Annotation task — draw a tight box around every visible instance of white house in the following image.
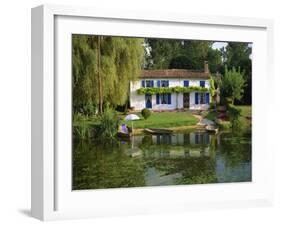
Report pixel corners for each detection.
[130,62,211,111]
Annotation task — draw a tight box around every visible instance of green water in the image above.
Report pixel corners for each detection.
[72,130,252,190]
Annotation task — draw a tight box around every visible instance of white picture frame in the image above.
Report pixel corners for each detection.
[31,4,274,221]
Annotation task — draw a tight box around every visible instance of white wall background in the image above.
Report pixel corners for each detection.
[0,0,280,225]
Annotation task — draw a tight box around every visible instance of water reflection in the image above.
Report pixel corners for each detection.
[73,130,251,190]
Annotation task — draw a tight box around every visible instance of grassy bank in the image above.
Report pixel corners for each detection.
[124,112,198,129]
[203,105,251,129]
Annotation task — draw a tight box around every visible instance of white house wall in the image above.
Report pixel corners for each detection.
[130,78,210,111]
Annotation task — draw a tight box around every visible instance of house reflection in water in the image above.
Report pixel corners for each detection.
[131,131,214,159]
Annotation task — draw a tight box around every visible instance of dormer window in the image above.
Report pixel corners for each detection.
[200,80,205,87]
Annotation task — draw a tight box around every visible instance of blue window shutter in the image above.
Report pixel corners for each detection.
[141,80,145,87]
[195,92,199,104]
[168,94,171,104]
[206,93,210,104]
[156,94,160,104]
[200,81,205,87]
[157,80,161,87]
[151,80,154,87]
[184,80,189,87]
[167,80,169,87]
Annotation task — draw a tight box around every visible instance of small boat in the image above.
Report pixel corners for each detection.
[117,131,132,139]
[144,128,173,135]
[205,125,218,134]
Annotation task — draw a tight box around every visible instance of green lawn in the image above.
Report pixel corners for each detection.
[123,111,198,129]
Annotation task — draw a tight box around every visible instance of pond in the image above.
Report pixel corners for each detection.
[72,130,252,190]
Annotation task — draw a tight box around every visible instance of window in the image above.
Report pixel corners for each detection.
[200,80,205,87]
[141,80,154,87]
[184,80,189,87]
[156,93,171,104]
[161,80,169,87]
[146,80,154,87]
[161,94,168,104]
[195,92,210,105]
[200,93,205,104]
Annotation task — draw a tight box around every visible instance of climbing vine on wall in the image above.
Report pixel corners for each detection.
[137,86,209,95]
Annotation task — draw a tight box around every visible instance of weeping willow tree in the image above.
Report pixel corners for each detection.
[72,34,144,115]
[72,35,98,115]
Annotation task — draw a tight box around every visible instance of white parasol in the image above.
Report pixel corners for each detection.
[124,114,140,135]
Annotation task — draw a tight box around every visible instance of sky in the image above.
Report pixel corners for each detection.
[212,41,228,50]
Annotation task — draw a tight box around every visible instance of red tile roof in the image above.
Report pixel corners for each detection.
[141,69,210,79]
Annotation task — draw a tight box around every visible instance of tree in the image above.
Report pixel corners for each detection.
[181,40,212,70]
[169,41,222,73]
[207,48,223,74]
[146,39,223,73]
[220,66,245,104]
[169,55,193,69]
[221,43,252,104]
[224,43,251,67]
[72,35,145,114]
[145,38,182,69]
[72,35,98,115]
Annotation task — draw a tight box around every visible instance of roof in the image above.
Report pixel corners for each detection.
[141,69,211,79]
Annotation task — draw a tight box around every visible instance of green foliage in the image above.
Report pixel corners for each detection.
[221,43,252,104]
[72,34,145,114]
[220,66,245,104]
[137,86,209,95]
[209,102,216,110]
[227,104,242,130]
[169,55,192,69]
[145,39,182,69]
[141,108,151,120]
[180,40,212,70]
[217,120,232,130]
[98,108,119,138]
[223,43,251,68]
[145,39,223,73]
[207,48,223,73]
[209,78,216,98]
[203,110,217,120]
[73,115,91,140]
[72,35,98,115]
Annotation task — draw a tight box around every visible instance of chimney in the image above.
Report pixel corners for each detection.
[204,61,209,73]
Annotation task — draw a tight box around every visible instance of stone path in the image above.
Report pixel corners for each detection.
[194,114,215,126]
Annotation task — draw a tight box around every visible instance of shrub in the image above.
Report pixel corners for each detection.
[73,122,91,140]
[216,119,232,130]
[209,102,216,110]
[227,104,242,130]
[99,108,119,138]
[141,108,151,120]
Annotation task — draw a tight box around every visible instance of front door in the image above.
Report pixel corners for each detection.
[145,94,152,109]
[183,93,190,108]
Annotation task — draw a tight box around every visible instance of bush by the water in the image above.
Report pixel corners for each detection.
[227,104,242,130]
[99,108,119,138]
[141,108,151,120]
[73,113,91,139]
[216,119,232,129]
